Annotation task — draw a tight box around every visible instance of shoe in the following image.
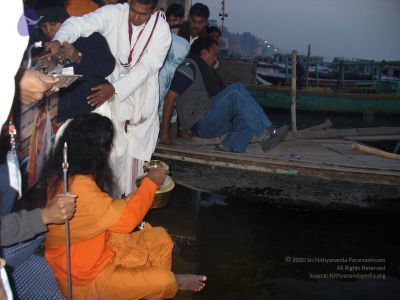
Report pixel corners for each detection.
[215,144,240,153]
[215,144,231,152]
[262,125,290,152]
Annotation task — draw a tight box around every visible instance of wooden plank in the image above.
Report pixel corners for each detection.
[155,144,400,185]
[303,119,333,131]
[286,127,400,140]
[352,143,400,161]
[345,135,400,141]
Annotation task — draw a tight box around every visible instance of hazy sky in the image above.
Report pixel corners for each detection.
[194,0,400,61]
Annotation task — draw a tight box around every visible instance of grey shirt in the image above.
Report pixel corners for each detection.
[170,58,214,131]
[0,209,46,247]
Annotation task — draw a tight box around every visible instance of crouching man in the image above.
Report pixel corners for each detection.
[161,36,283,153]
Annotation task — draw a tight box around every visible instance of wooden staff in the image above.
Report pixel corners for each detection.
[291,50,297,132]
[62,142,72,300]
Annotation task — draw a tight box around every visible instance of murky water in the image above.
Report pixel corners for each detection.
[149,185,400,300]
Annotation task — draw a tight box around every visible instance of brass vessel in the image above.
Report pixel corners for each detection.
[136,160,175,209]
[143,160,169,172]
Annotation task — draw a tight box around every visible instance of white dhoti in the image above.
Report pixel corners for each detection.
[95,86,160,197]
[53,4,172,197]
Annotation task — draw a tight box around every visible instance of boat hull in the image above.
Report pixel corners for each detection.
[153,147,400,214]
[248,85,400,114]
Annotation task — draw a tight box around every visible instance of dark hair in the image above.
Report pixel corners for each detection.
[31,0,65,9]
[189,3,209,19]
[37,6,69,26]
[47,113,115,197]
[207,26,221,35]
[136,0,158,7]
[190,36,217,56]
[166,3,184,18]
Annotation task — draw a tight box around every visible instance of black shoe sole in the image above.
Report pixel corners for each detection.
[262,125,290,152]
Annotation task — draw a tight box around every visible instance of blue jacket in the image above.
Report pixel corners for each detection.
[158,34,189,122]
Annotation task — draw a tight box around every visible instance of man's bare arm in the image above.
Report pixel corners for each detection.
[160,90,179,145]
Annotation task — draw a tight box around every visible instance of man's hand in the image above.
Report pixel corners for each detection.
[146,168,167,186]
[160,130,175,146]
[44,40,62,57]
[87,83,115,107]
[19,70,60,104]
[181,130,193,139]
[40,193,77,224]
[57,42,81,63]
[161,90,179,146]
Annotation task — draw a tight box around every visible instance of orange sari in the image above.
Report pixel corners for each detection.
[45,175,178,299]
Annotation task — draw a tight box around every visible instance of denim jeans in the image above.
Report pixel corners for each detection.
[193,82,271,153]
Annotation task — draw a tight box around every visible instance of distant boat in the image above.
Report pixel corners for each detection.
[256,60,335,85]
[256,56,400,85]
[247,83,400,114]
[217,58,400,114]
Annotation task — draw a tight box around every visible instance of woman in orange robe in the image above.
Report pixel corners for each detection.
[44,113,206,299]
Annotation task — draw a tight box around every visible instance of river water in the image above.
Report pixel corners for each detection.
[148,185,400,300]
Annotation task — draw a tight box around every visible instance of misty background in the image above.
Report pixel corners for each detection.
[194,0,400,61]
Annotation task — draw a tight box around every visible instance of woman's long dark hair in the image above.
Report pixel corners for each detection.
[47,113,115,197]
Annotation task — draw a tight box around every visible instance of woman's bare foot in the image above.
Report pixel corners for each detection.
[175,274,207,292]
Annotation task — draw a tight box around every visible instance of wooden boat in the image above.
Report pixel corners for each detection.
[247,83,400,114]
[217,58,400,114]
[153,127,400,214]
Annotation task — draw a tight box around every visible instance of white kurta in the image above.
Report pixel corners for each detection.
[1,1,28,127]
[1,3,28,298]
[54,4,171,196]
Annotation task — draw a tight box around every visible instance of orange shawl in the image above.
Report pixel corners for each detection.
[45,175,156,285]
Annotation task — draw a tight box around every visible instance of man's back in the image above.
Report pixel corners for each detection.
[173,58,213,132]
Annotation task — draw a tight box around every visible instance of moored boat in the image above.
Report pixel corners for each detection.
[153,128,400,214]
[247,83,400,114]
[217,58,400,114]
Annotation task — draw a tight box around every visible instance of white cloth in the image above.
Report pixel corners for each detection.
[0,1,28,127]
[1,267,13,300]
[54,4,171,196]
[0,4,26,298]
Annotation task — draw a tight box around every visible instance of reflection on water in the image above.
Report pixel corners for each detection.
[188,191,400,300]
[147,184,400,300]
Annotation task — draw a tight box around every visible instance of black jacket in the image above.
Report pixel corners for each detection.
[58,32,116,122]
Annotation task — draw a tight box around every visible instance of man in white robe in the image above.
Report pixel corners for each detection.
[46,0,172,196]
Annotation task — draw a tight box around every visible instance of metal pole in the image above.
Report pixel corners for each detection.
[305,44,310,88]
[219,0,228,40]
[63,142,72,300]
[291,50,297,132]
[221,19,224,40]
[370,60,375,80]
[341,60,345,84]
[379,60,384,82]
[285,57,289,84]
